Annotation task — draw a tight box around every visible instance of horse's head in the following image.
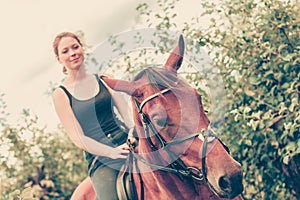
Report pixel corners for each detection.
[105,35,243,199]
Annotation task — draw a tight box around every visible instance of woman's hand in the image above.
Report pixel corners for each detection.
[106,145,129,159]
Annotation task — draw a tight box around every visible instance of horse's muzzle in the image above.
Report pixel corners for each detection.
[218,172,244,199]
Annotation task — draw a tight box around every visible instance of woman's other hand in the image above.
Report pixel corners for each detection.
[106,145,129,159]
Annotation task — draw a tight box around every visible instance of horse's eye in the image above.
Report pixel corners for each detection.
[133,91,144,100]
[154,119,166,127]
[152,114,168,127]
[135,94,143,100]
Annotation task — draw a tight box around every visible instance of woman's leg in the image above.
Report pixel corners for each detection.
[90,165,119,200]
[70,177,96,200]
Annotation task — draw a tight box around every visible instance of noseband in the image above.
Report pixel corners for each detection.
[131,88,230,184]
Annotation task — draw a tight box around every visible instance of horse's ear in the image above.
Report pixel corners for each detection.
[164,34,184,73]
[101,76,135,95]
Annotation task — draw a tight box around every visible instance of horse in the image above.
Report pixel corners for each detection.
[103,35,244,200]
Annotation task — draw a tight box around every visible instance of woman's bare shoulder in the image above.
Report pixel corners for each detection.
[52,87,68,104]
[52,87,63,97]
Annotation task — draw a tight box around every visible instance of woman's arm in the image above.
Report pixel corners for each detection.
[52,88,129,159]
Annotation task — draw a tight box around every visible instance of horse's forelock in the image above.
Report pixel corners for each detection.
[133,67,178,91]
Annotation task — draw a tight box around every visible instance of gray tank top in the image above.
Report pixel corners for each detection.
[59,74,127,174]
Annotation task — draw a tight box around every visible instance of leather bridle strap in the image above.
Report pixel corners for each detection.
[135,88,196,179]
[137,88,170,112]
[200,125,217,182]
[128,126,223,182]
[166,132,200,146]
[133,88,230,183]
[134,88,205,180]
[128,125,222,182]
[128,138,204,181]
[135,88,170,151]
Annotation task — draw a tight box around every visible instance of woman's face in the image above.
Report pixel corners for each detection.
[57,36,84,72]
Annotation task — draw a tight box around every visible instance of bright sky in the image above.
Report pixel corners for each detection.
[0,0,208,131]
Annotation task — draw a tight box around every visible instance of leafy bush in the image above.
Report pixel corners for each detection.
[0,110,86,199]
[1,1,299,199]
[191,0,299,199]
[136,0,299,199]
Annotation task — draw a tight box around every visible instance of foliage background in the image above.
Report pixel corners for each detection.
[194,0,300,199]
[0,0,299,199]
[0,110,86,199]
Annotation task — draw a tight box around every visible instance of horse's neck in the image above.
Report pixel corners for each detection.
[134,141,241,200]
[135,167,224,200]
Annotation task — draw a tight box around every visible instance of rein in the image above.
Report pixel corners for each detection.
[131,88,230,184]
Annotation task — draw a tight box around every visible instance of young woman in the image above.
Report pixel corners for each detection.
[52,32,135,200]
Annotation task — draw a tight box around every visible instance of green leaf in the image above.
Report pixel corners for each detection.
[289,97,298,112]
[199,39,206,46]
[10,189,21,197]
[244,87,256,96]
[20,187,34,198]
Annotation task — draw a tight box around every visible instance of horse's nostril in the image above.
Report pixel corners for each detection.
[219,173,244,198]
[219,176,230,191]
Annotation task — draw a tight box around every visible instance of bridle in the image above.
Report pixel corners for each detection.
[129,87,230,185]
